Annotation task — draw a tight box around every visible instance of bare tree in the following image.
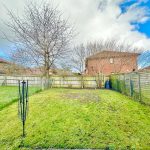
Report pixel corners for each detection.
[71,44,87,74]
[4,1,74,79]
[86,40,104,56]
[71,41,105,74]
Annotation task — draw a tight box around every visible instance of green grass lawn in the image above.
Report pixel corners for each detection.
[141,91,150,105]
[0,86,41,110]
[0,88,150,149]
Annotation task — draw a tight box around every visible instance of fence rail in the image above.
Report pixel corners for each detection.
[110,72,150,105]
[0,74,106,89]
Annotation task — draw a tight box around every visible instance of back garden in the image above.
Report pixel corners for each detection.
[0,87,150,149]
[1,1,150,149]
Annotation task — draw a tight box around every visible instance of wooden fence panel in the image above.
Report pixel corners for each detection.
[0,74,105,89]
[110,72,150,105]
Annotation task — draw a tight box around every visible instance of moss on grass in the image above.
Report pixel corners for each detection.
[0,89,150,149]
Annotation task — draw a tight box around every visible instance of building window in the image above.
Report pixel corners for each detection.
[110,58,114,64]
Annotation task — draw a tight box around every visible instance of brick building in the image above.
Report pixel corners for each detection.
[85,50,140,75]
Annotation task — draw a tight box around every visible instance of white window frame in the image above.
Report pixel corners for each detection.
[110,58,114,64]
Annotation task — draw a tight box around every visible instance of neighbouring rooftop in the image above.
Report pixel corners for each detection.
[87,50,140,60]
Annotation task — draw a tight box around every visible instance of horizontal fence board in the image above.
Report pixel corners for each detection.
[110,72,150,105]
[0,74,105,89]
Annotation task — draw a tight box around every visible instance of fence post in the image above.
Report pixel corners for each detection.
[49,76,53,88]
[41,77,46,90]
[41,77,43,90]
[60,77,61,88]
[123,74,126,94]
[97,74,99,88]
[3,76,7,86]
[62,77,64,88]
[97,73,101,88]
[81,76,84,89]
[138,73,142,102]
[118,75,122,93]
[129,73,133,97]
[116,75,119,91]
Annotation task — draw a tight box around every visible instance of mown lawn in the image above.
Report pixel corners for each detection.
[141,91,150,105]
[0,86,41,110]
[0,88,150,149]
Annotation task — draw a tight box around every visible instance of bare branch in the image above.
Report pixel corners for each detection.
[4,1,74,78]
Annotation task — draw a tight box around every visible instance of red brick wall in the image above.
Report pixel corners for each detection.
[86,56,138,75]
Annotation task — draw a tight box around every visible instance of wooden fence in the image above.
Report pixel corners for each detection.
[0,74,106,89]
[110,72,150,105]
[0,75,41,87]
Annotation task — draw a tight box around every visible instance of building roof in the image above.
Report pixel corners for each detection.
[0,58,9,64]
[140,66,150,71]
[86,50,140,60]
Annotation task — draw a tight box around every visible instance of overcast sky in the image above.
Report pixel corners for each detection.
[0,0,150,58]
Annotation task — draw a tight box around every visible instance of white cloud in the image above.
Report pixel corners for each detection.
[0,0,150,51]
